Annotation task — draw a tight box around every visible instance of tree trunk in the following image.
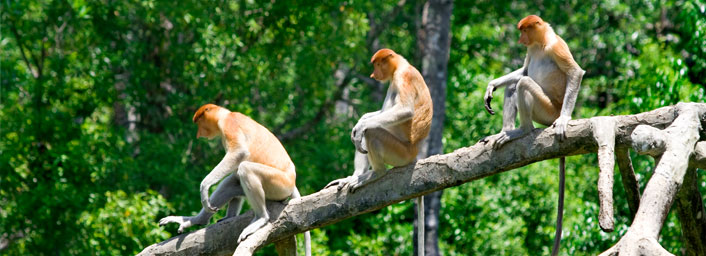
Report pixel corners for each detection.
[414,0,453,255]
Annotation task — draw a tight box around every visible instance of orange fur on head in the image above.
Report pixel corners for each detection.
[517,15,544,30]
[193,103,224,139]
[370,48,396,63]
[193,103,220,123]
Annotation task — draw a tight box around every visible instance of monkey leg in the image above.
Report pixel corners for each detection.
[502,82,518,132]
[325,151,370,191]
[159,174,244,233]
[480,83,518,145]
[490,76,559,149]
[225,197,245,220]
[237,161,295,243]
[348,127,417,193]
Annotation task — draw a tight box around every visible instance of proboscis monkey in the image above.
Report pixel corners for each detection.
[159,104,311,256]
[482,15,585,256]
[325,49,433,256]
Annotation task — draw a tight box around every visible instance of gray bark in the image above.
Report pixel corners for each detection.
[139,103,706,256]
[616,147,640,219]
[599,103,704,256]
[591,117,616,232]
[414,0,453,255]
[675,167,706,256]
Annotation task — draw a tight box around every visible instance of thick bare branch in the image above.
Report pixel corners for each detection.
[615,147,640,219]
[675,167,706,256]
[591,117,616,232]
[600,103,704,256]
[692,141,706,169]
[139,103,706,256]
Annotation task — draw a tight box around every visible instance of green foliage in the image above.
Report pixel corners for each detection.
[74,190,171,255]
[1,0,704,255]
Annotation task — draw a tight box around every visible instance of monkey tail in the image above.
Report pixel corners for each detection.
[417,196,425,256]
[551,157,566,256]
[291,187,312,256]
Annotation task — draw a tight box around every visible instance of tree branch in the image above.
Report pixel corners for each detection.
[9,24,40,79]
[600,103,704,256]
[591,117,616,232]
[139,103,706,256]
[616,146,640,219]
[275,68,355,142]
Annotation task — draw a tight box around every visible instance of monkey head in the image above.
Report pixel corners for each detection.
[517,15,548,46]
[370,48,399,82]
[193,103,225,139]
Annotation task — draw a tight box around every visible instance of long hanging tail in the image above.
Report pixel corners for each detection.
[417,196,425,256]
[551,157,566,256]
[291,187,312,256]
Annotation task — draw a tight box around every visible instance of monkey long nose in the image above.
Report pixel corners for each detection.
[370,73,375,78]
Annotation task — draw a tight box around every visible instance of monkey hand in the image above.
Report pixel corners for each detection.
[201,199,219,213]
[351,122,369,153]
[159,216,193,233]
[484,84,496,115]
[552,115,571,141]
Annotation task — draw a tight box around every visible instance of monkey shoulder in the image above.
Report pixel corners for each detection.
[402,66,424,83]
[398,68,428,97]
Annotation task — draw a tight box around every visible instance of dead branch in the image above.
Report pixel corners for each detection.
[139,103,706,256]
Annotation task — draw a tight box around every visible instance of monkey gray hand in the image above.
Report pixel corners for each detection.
[552,115,570,141]
[159,216,193,233]
[351,122,368,153]
[201,199,218,213]
[484,84,496,115]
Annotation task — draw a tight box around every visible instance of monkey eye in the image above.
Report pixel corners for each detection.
[205,108,209,111]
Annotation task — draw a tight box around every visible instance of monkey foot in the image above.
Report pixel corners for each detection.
[483,129,529,150]
[324,177,351,191]
[347,170,386,193]
[238,217,269,243]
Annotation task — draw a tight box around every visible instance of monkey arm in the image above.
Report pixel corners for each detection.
[489,67,526,89]
[550,38,584,119]
[485,56,529,115]
[551,43,585,139]
[360,110,382,121]
[200,150,249,212]
[360,103,414,129]
[351,104,414,153]
[559,67,584,118]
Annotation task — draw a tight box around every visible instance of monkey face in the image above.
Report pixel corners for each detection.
[193,103,222,139]
[518,29,531,46]
[517,15,545,46]
[196,121,218,139]
[370,59,394,81]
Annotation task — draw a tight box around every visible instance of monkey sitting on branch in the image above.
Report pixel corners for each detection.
[158,104,311,256]
[326,48,433,256]
[482,15,585,256]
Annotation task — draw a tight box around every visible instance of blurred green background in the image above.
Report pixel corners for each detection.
[1,0,705,255]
